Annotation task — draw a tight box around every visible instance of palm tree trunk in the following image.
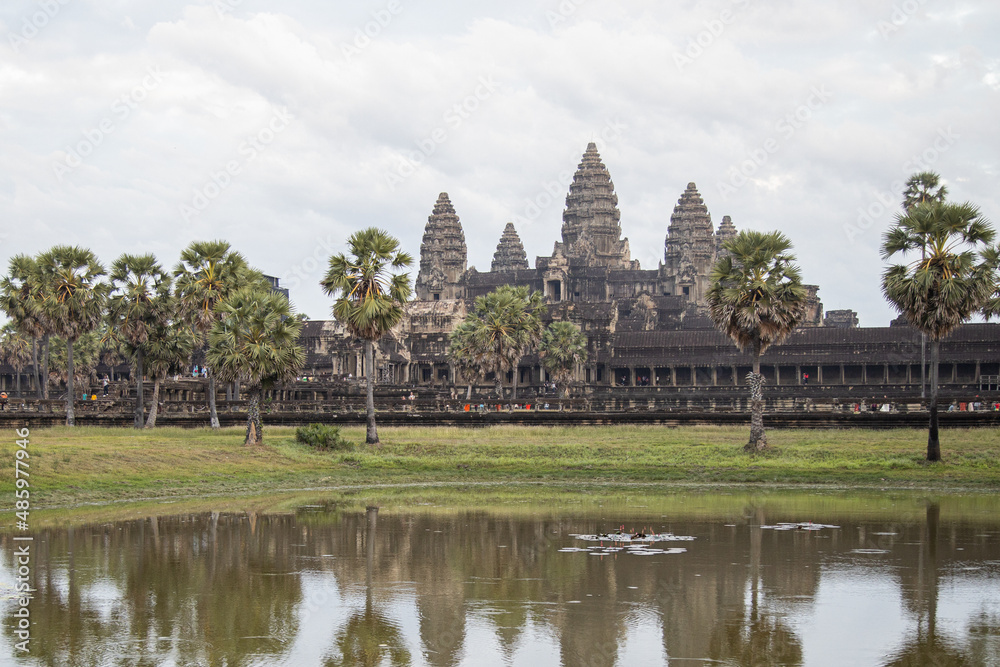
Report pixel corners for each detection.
[208,373,220,429]
[134,347,145,429]
[15,366,21,397]
[66,337,75,427]
[365,340,378,445]
[42,334,50,400]
[511,359,519,402]
[920,332,927,399]
[746,351,767,452]
[144,378,161,429]
[31,338,40,398]
[927,339,940,461]
[244,386,263,446]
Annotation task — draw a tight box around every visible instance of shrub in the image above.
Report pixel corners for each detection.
[296,424,354,451]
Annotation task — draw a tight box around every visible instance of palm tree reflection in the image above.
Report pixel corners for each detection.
[325,506,411,666]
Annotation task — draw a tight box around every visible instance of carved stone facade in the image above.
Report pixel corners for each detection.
[825,309,860,328]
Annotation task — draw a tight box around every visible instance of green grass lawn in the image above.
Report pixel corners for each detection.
[1,424,998,507]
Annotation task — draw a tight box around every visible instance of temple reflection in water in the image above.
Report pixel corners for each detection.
[2,494,999,665]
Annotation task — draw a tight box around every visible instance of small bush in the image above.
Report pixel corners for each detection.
[296,424,353,451]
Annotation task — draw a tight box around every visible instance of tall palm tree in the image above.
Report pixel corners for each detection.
[539,320,588,398]
[35,246,108,426]
[465,285,546,401]
[881,201,995,461]
[707,231,807,452]
[0,324,32,397]
[107,253,173,428]
[447,319,483,400]
[174,240,261,429]
[206,286,304,445]
[902,171,949,399]
[0,254,49,398]
[320,228,412,445]
[143,315,196,429]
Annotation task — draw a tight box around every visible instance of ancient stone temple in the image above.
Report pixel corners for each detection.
[491,222,529,272]
[284,142,999,399]
[415,192,468,301]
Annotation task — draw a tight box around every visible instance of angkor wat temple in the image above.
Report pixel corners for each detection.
[297,143,999,401]
[2,144,996,410]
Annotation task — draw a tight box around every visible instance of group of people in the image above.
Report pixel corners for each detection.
[853,401,893,413]
[948,400,998,412]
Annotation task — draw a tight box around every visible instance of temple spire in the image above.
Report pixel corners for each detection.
[415,192,467,301]
[554,143,635,269]
[491,222,530,272]
[662,182,718,304]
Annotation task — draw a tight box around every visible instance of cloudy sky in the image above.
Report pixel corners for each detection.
[2,0,997,326]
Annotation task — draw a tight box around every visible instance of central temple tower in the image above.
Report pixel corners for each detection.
[550,143,638,270]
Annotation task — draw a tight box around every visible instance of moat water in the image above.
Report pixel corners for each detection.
[2,488,999,666]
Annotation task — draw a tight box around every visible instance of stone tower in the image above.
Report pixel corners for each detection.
[491,222,530,272]
[552,143,637,269]
[415,192,467,301]
[715,215,737,256]
[662,182,719,304]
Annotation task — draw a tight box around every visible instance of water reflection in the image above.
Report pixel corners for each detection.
[2,493,999,666]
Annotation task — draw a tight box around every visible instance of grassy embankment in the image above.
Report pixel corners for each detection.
[0,424,998,507]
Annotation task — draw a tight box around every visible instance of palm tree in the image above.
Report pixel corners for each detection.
[903,171,948,211]
[320,228,412,445]
[35,246,108,426]
[206,286,304,445]
[881,201,996,461]
[174,240,261,429]
[0,254,49,398]
[107,253,173,428]
[465,285,546,401]
[539,320,588,399]
[447,319,483,400]
[0,324,32,397]
[902,171,949,399]
[707,231,807,452]
[143,316,196,428]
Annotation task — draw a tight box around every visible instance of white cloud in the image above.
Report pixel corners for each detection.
[1,0,998,328]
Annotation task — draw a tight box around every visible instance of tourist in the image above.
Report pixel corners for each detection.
[0,392,7,411]
[102,375,110,396]
[803,372,809,385]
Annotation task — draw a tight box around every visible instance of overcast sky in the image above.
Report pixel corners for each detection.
[2,0,997,326]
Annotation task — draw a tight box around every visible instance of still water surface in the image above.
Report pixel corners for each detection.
[2,489,999,666]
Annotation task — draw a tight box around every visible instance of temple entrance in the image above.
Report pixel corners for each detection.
[546,280,562,302]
